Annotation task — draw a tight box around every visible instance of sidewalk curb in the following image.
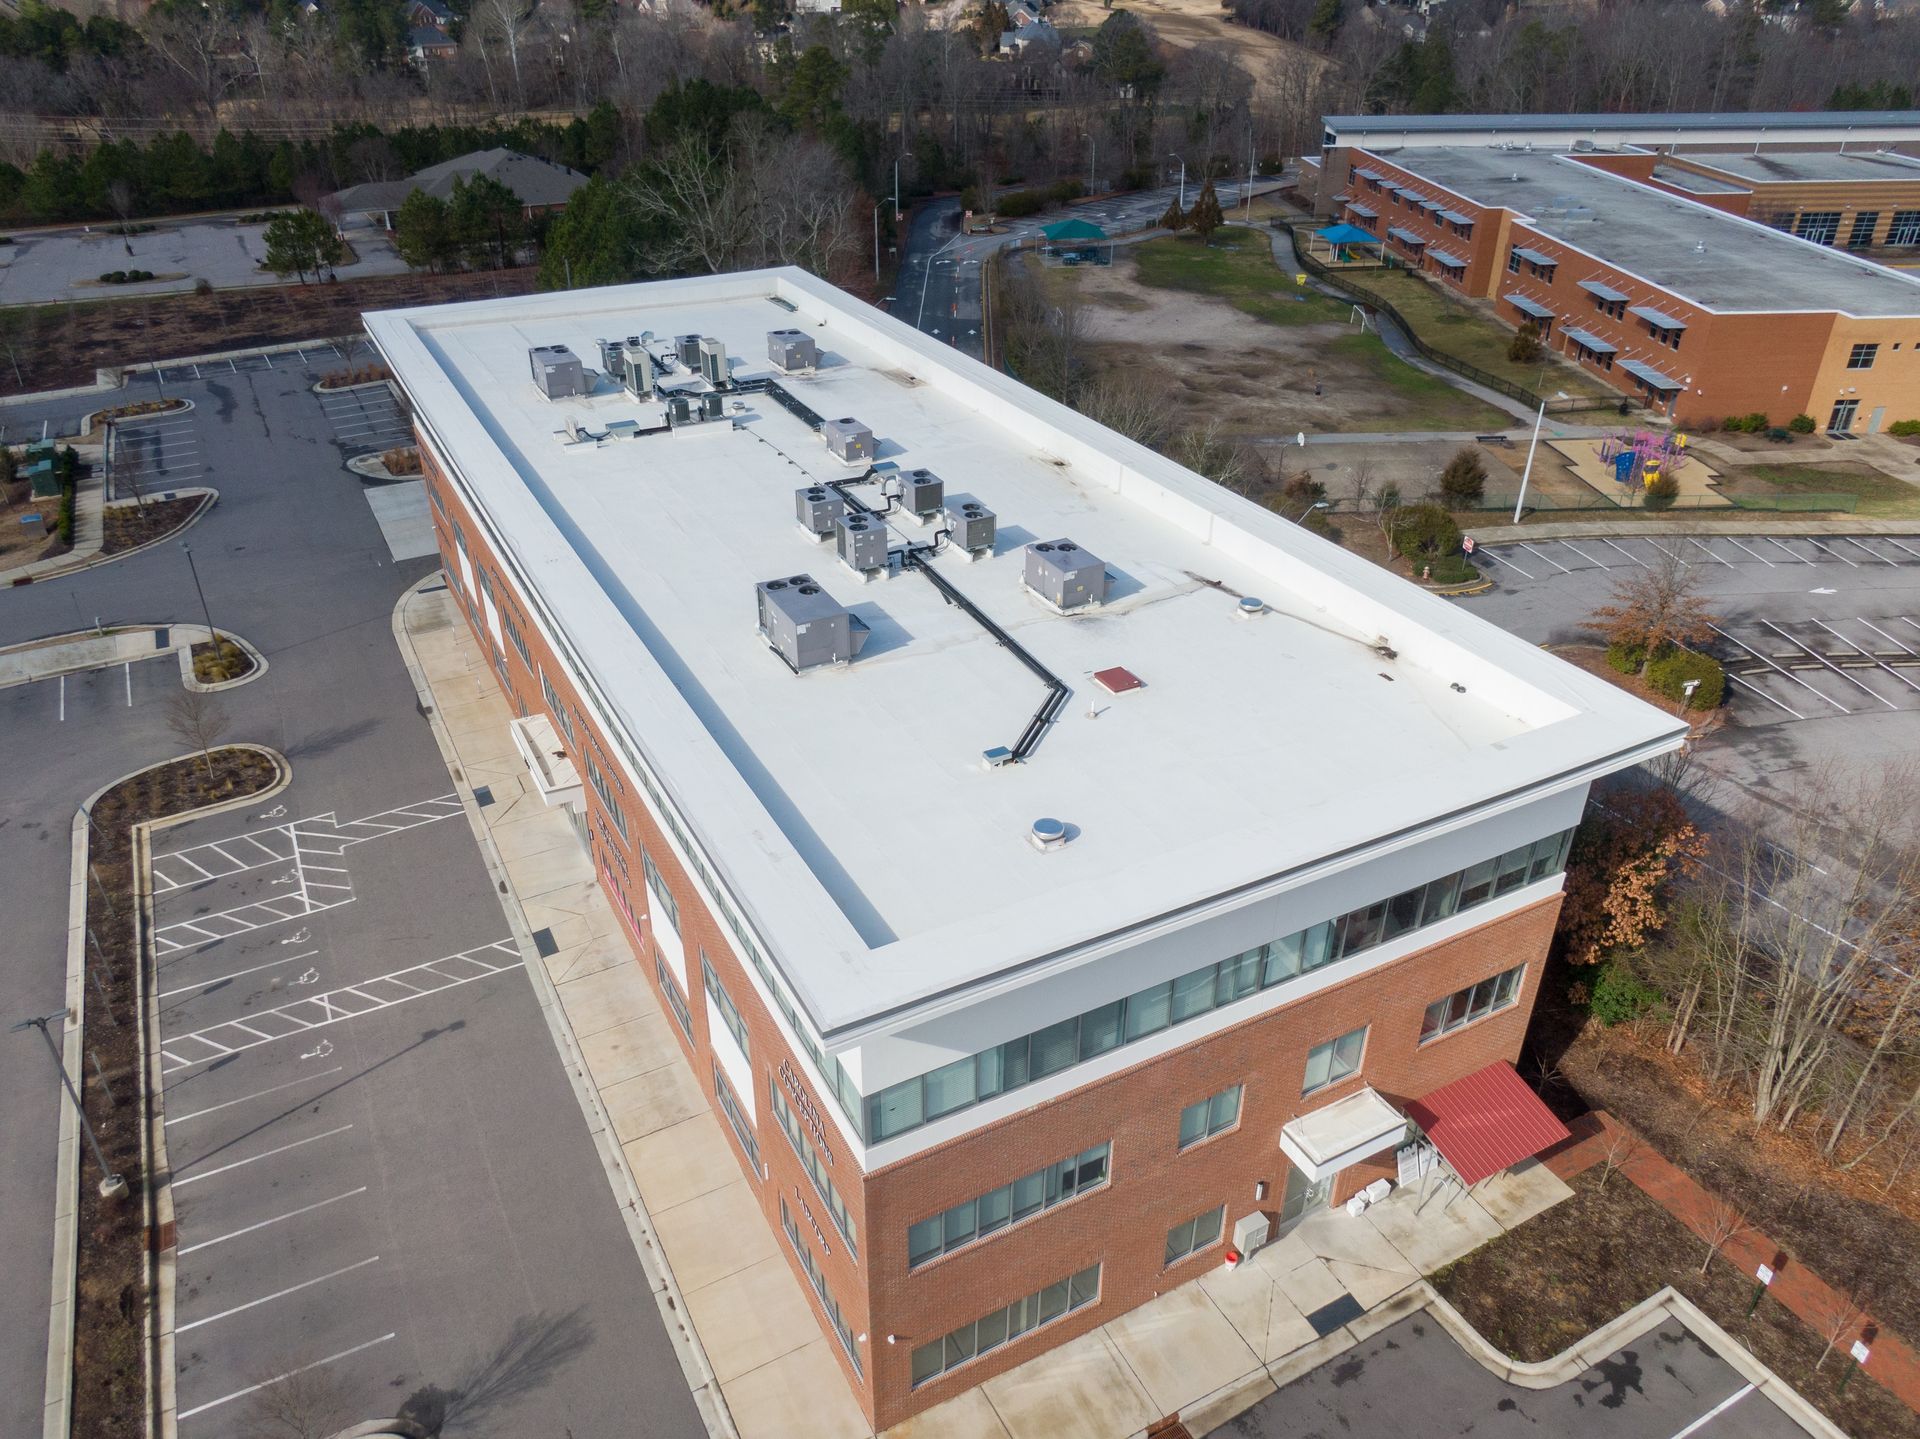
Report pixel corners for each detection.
[388,576,740,1439]
[77,397,196,438]
[1,487,217,588]
[1469,518,1920,544]
[0,620,260,693]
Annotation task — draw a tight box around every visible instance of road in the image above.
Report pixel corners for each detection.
[0,359,701,1435]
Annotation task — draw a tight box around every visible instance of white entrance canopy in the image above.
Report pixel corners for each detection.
[1279,1087,1409,1183]
[510,712,584,809]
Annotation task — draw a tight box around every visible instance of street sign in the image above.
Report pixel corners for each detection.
[1851,1341,1871,1364]
[1755,1264,1774,1285]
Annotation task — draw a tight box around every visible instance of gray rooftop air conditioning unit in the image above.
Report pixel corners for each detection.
[823,416,874,464]
[894,468,944,524]
[1023,539,1109,612]
[756,575,870,672]
[767,329,818,372]
[676,334,703,367]
[529,344,586,399]
[945,495,996,556]
[835,513,890,577]
[796,485,846,539]
[624,340,655,397]
[667,394,693,425]
[700,391,725,421]
[699,337,729,388]
[597,337,624,379]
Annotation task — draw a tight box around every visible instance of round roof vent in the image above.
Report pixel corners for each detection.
[1238,596,1266,618]
[1030,818,1068,850]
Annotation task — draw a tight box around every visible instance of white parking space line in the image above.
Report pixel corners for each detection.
[1478,547,1535,579]
[1718,666,1805,719]
[1688,537,1734,567]
[150,889,353,955]
[1805,537,1859,568]
[1879,536,1920,562]
[157,950,316,999]
[1722,536,1776,567]
[1599,536,1647,568]
[1557,540,1611,569]
[1518,542,1572,574]
[171,1124,355,1189]
[1758,620,1895,709]
[1843,536,1898,566]
[165,1066,344,1125]
[1813,619,1920,695]
[178,1188,368,1256]
[176,1332,397,1422]
[1644,537,1691,566]
[1766,537,1815,564]
[1710,623,1848,713]
[1858,617,1920,666]
[1668,1382,1754,1439]
[176,1256,380,1334]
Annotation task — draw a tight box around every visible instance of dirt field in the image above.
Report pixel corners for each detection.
[1050,0,1330,100]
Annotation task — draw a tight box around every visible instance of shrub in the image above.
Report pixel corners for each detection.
[194,277,214,296]
[1279,472,1326,505]
[1645,647,1725,709]
[1302,507,1339,540]
[1388,501,1461,563]
[1765,427,1792,443]
[1506,327,1542,365]
[1426,553,1479,585]
[995,189,1047,218]
[1438,447,1488,505]
[1722,412,1769,433]
[1589,959,1662,1026]
[1888,418,1920,437]
[380,445,423,475]
[1606,641,1647,674]
[1787,413,1816,434]
[1642,471,1680,510]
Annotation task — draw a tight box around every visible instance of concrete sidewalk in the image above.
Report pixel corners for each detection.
[399,574,1585,1439]
[1466,516,1920,543]
[1,468,104,585]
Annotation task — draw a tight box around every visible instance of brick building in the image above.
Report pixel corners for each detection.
[367,271,1683,1428]
[1329,145,1920,432]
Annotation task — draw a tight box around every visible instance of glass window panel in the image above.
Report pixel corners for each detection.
[1170,966,1216,1023]
[1468,978,1497,1019]
[912,1341,943,1387]
[945,1199,977,1248]
[1164,1219,1193,1266]
[1124,981,1172,1040]
[924,1056,978,1119]
[947,1326,977,1367]
[1303,1044,1332,1093]
[1529,834,1560,882]
[975,1043,1004,1100]
[997,1035,1030,1092]
[1445,989,1472,1029]
[1494,965,1524,1007]
[1339,900,1387,957]
[1333,1027,1366,1077]
[1038,1280,1070,1324]
[1209,1085,1242,1132]
[1458,858,1497,908]
[1078,1143,1110,1189]
[868,1079,922,1140]
[1078,1001,1124,1060]
[1043,1161,1063,1206]
[975,1307,1009,1354]
[909,1216,943,1267]
[1012,1170,1046,1220]
[978,1185,1012,1235]
[1300,920,1335,971]
[1422,873,1461,925]
[1178,1099,1207,1149]
[1384,887,1424,941]
[1495,844,1533,895]
[1264,931,1304,986]
[1557,829,1575,870]
[1008,1295,1035,1338]
[1070,1264,1101,1308]
[1193,1205,1224,1249]
[1420,998,1448,1041]
[1029,1017,1079,1079]
[1216,948,1263,1004]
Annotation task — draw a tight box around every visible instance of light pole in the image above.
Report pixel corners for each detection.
[180,539,223,660]
[873,204,880,281]
[1168,153,1186,209]
[1082,132,1096,192]
[894,151,914,221]
[1677,678,1700,716]
[1511,400,1547,525]
[1289,499,1331,524]
[14,1012,127,1200]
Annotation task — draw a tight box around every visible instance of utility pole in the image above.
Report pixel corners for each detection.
[894,152,914,221]
[180,539,222,652]
[1512,401,1547,525]
[1168,154,1186,210]
[13,1012,127,1200]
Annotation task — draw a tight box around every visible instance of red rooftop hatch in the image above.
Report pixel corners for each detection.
[1404,1060,1570,1188]
[1093,667,1144,695]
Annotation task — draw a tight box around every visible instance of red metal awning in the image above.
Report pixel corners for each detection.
[1405,1060,1570,1187]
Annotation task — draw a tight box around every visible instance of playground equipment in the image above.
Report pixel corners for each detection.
[1599,429,1690,490]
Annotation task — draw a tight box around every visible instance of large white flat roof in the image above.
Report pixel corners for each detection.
[367,270,1682,1037]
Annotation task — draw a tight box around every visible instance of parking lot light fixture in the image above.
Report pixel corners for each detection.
[13,1012,127,1201]
[1289,499,1331,524]
[180,539,224,664]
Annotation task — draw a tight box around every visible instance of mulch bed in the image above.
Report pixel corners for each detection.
[73,748,281,1439]
[1433,1169,1920,1439]
[1550,643,1724,737]
[101,495,207,556]
[188,637,254,684]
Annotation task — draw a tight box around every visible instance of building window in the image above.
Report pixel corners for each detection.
[859,828,1577,1143]
[1889,211,1920,246]
[1570,339,1613,371]
[1590,295,1624,320]
[702,954,750,1060]
[1178,1085,1243,1150]
[1506,247,1521,274]
[538,670,576,743]
[1646,323,1683,351]
[641,848,679,930]
[1164,1205,1226,1267]
[499,606,532,668]
[908,1142,1110,1269]
[1303,1026,1367,1095]
[909,1265,1101,1388]
[1796,211,1841,246]
[582,752,627,840]
[779,1200,862,1374]
[657,954,694,1039]
[1847,343,1879,370]
[1848,212,1880,248]
[770,1079,858,1255]
[1420,964,1526,1043]
[715,1062,760,1173]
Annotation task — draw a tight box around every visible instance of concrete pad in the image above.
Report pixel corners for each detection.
[653,1179,779,1292]
[981,1325,1157,1439]
[882,1385,1011,1439]
[1293,1207,1418,1275]
[1474,1158,1573,1232]
[601,1056,708,1143]
[365,480,435,560]
[626,1114,753,1214]
[1246,1223,1317,1280]
[1326,1258,1417,1312]
[545,930,635,985]
[502,840,593,898]
[1259,1283,1319,1362]
[720,1336,871,1439]
[1272,1256,1347,1318]
[555,959,651,1038]
[578,1011,679,1089]
[1103,1283,1260,1416]
[488,808,582,864]
[1196,1262,1275,1357]
[1363,1185,1503,1274]
[1177,1367,1276,1437]
[681,1252,818,1383]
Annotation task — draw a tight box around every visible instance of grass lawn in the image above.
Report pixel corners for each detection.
[1327,333,1509,433]
[1724,462,1920,518]
[1356,269,1618,402]
[1132,227,1354,327]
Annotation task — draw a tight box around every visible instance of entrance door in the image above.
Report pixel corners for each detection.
[1278,1161,1333,1229]
[1828,399,1859,433]
[1867,406,1885,435]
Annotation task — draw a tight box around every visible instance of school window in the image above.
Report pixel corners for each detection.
[1178,1085,1242,1150]
[657,954,694,1038]
[1847,343,1879,370]
[582,753,627,840]
[1647,323,1683,350]
[715,1062,760,1173]
[499,606,532,668]
[779,1200,862,1373]
[1163,1204,1225,1267]
[539,669,575,743]
[1889,211,1920,245]
[1591,295,1624,320]
[1506,247,1521,274]
[1796,211,1841,246]
[770,1080,858,1254]
[1303,1026,1367,1095]
[1420,964,1527,1043]
[1571,339,1614,371]
[1848,212,1880,248]
[702,954,750,1060]
[907,1142,1110,1269]
[641,848,679,931]
[909,1265,1100,1387]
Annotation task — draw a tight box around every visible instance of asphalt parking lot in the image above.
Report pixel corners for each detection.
[1217,1313,1807,1439]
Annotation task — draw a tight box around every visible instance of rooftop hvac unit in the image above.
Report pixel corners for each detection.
[700,391,725,421]
[835,513,890,576]
[823,416,874,464]
[597,337,624,378]
[767,329,818,372]
[1023,539,1108,611]
[1232,1212,1271,1257]
[795,485,846,539]
[676,334,703,367]
[893,468,944,524]
[528,344,586,399]
[667,394,693,424]
[699,337,729,388]
[945,496,996,556]
[624,341,655,397]
[756,575,870,672]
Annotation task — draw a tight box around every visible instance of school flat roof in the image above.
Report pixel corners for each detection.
[365,270,1682,1036]
[1376,148,1920,317]
[1679,149,1920,186]
[1325,110,1920,136]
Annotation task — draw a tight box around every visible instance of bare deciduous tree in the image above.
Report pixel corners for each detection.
[1696,1194,1751,1276]
[166,688,230,780]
